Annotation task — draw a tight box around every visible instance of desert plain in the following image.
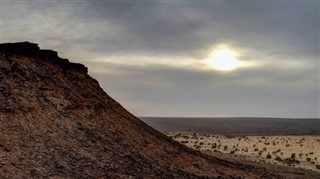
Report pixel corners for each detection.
[167,132,320,172]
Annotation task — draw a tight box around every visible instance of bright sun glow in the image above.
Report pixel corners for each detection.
[207,48,242,71]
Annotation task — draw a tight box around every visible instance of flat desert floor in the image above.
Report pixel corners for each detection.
[167,132,320,172]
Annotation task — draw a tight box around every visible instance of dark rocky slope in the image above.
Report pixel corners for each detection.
[0,42,318,178]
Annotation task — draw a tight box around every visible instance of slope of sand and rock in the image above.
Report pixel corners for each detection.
[0,42,319,178]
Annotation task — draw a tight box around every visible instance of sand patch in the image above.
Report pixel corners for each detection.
[167,132,320,172]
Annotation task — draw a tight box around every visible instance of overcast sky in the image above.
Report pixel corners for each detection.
[1,0,319,118]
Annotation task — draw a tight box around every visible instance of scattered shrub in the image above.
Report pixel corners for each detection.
[283,158,300,166]
[224,146,228,151]
[212,143,217,149]
[266,154,272,159]
[291,153,296,159]
[182,135,190,139]
[306,158,311,162]
[275,156,282,162]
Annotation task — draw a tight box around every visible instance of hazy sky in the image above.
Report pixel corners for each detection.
[1,0,319,118]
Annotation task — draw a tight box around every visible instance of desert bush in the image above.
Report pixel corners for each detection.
[275,156,282,161]
[309,152,314,155]
[291,153,296,159]
[182,135,190,139]
[266,154,272,159]
[212,143,217,149]
[286,144,290,147]
[199,142,204,145]
[306,158,311,162]
[316,165,320,170]
[263,147,267,151]
[283,158,300,166]
[181,141,189,144]
[224,146,228,151]
[272,149,281,154]
[230,151,235,154]
[254,148,259,152]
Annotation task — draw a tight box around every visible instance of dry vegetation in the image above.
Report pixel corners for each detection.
[167,132,320,172]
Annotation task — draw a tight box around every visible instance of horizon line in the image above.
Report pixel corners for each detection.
[139,116,320,119]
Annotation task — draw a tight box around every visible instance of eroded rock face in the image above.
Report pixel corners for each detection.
[0,42,318,178]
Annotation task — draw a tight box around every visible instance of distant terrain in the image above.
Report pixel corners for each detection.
[167,132,320,172]
[142,117,320,172]
[141,117,320,135]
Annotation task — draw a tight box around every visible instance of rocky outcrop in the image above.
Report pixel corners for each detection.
[0,42,87,73]
[0,42,318,178]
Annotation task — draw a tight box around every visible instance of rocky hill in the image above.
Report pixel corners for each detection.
[0,42,318,178]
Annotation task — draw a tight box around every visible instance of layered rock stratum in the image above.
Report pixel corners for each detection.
[0,42,319,178]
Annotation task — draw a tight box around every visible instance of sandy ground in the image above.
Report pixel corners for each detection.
[167,132,320,172]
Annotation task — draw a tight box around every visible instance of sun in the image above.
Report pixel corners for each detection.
[206,48,242,71]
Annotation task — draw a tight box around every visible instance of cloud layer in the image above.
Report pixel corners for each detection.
[2,0,319,117]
